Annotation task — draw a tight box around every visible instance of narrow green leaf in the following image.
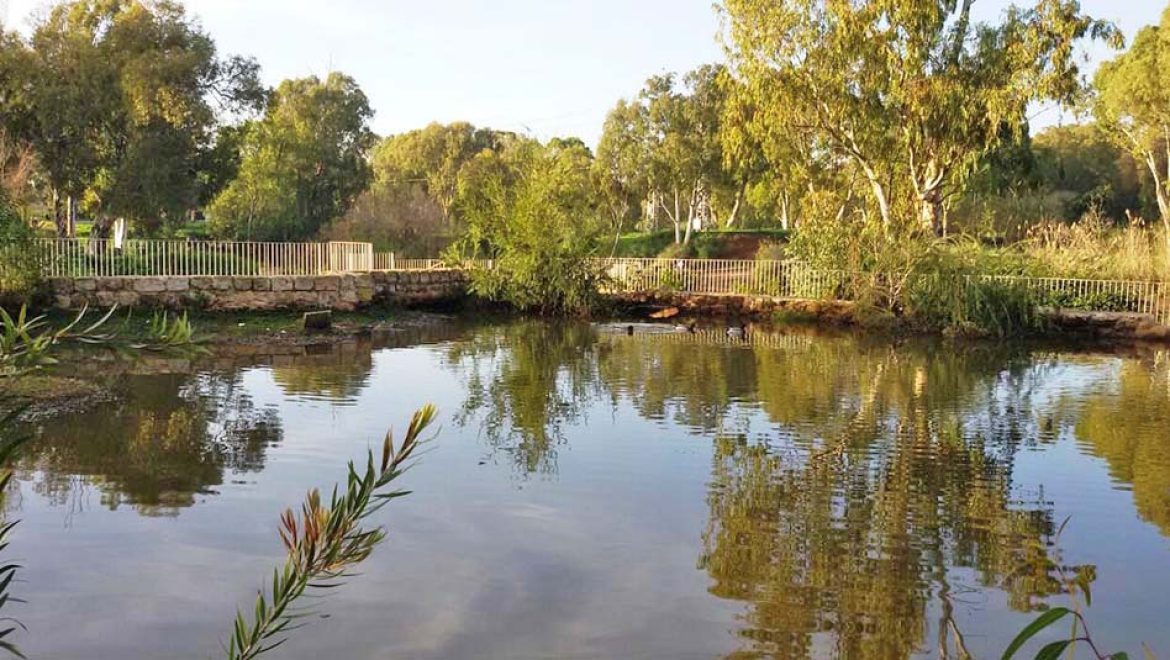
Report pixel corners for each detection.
[1002,608,1072,660]
[1035,639,1074,660]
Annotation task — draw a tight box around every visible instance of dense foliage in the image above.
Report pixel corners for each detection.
[208,73,374,241]
[1,0,264,236]
[447,140,604,315]
[0,192,38,299]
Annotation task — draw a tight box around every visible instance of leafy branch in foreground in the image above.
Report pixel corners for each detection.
[226,404,438,660]
[1002,518,1141,660]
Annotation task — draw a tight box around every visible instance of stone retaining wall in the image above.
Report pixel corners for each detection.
[48,270,468,311]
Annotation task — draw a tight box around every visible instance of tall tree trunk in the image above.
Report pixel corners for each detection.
[52,190,65,238]
[919,187,944,237]
[1142,150,1170,237]
[724,185,744,229]
[673,189,682,244]
[780,193,791,232]
[66,195,77,238]
[855,161,891,228]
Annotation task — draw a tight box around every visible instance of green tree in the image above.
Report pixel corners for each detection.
[16,0,263,236]
[1033,123,1141,219]
[720,0,1118,235]
[595,65,736,245]
[1095,5,1170,232]
[208,73,374,241]
[593,99,649,237]
[371,122,509,231]
[448,138,603,315]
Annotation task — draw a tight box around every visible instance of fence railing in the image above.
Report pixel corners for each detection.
[31,239,374,278]
[371,254,496,271]
[596,258,846,301]
[593,258,1170,325]
[372,253,445,271]
[21,245,1170,324]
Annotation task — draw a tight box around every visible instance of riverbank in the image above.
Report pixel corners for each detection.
[610,291,1170,343]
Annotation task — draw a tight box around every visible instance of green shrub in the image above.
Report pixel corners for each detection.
[905,271,1043,336]
[790,215,1043,335]
[0,194,41,301]
[448,141,604,315]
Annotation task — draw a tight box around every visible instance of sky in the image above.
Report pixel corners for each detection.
[2,0,1164,146]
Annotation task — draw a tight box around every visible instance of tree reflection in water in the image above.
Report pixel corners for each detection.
[447,322,601,474]
[1071,353,1170,536]
[18,372,282,516]
[451,323,1119,658]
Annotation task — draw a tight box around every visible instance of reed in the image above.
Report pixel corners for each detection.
[225,404,438,660]
[0,402,30,658]
[0,306,118,378]
[143,311,196,347]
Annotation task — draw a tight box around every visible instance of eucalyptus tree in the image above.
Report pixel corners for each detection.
[595,65,736,244]
[371,122,507,230]
[449,138,604,315]
[209,73,375,241]
[1094,5,1170,232]
[17,0,263,236]
[593,99,648,235]
[719,0,1119,236]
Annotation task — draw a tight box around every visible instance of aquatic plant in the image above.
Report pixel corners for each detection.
[0,305,117,378]
[144,311,196,347]
[0,402,31,658]
[1002,519,1136,660]
[225,404,437,660]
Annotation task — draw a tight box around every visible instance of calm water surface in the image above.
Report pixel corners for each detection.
[8,321,1170,659]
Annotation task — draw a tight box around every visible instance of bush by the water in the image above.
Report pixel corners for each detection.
[789,213,1044,336]
[0,193,41,301]
[448,140,604,315]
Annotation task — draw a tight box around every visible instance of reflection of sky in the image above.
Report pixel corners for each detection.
[10,333,1170,658]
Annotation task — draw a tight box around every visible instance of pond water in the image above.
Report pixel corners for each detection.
[7,321,1170,659]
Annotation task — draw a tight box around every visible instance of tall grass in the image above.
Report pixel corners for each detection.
[1020,213,1170,281]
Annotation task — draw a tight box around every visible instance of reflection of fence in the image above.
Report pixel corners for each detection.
[33,239,373,278]
[599,325,819,351]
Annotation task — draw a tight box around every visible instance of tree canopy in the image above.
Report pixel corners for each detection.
[4,0,263,235]
[208,73,374,241]
[719,0,1119,235]
[1095,6,1170,229]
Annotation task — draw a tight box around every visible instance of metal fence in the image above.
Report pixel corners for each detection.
[596,258,846,300]
[32,239,373,278]
[372,253,445,271]
[371,254,496,271]
[22,245,1170,324]
[594,258,1170,325]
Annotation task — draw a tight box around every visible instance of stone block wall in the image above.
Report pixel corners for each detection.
[48,270,468,311]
